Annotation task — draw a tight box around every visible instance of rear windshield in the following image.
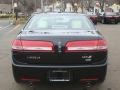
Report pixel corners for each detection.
[25,14,95,30]
[105,12,117,15]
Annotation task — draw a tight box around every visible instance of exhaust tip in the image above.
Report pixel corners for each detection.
[86,82,92,88]
[29,82,33,87]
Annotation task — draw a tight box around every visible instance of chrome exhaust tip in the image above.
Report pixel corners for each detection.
[85,82,92,88]
[29,82,34,87]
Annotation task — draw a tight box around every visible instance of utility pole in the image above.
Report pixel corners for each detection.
[10,0,14,24]
[100,0,105,12]
[41,0,44,12]
[35,0,37,11]
[53,0,55,12]
[61,0,63,12]
[12,0,14,14]
[88,0,91,11]
[81,0,84,13]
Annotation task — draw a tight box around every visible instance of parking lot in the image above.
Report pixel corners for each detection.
[0,21,120,90]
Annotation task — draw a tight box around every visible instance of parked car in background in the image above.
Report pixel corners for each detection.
[116,12,120,22]
[18,12,25,17]
[118,13,120,22]
[12,13,107,86]
[87,12,98,25]
[98,12,119,24]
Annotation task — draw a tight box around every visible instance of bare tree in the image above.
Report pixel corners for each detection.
[98,0,106,11]
[86,0,92,11]
[0,0,11,4]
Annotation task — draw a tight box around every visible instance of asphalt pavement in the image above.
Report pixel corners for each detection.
[0,21,120,90]
[0,19,12,29]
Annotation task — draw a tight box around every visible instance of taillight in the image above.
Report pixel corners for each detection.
[12,40,54,52]
[65,40,107,52]
[91,16,97,19]
[12,40,23,50]
[97,39,107,50]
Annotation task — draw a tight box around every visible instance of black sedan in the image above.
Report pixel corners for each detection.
[98,12,119,24]
[12,13,107,86]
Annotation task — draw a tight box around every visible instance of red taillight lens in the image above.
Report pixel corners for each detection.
[91,16,97,19]
[97,39,107,50]
[65,40,107,52]
[12,40,54,52]
[12,40,23,50]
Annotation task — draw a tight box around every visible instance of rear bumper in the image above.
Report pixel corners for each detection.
[12,61,107,68]
[105,18,118,22]
[12,62,107,83]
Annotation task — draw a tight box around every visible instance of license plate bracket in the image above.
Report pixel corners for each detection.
[48,70,70,82]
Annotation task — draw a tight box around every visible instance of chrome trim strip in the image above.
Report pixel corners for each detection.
[49,79,70,82]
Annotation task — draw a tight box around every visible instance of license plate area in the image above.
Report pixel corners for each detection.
[48,70,70,82]
[111,19,115,21]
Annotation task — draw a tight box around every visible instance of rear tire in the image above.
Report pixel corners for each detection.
[115,21,118,24]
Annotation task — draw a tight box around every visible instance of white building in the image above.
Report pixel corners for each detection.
[109,4,120,12]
